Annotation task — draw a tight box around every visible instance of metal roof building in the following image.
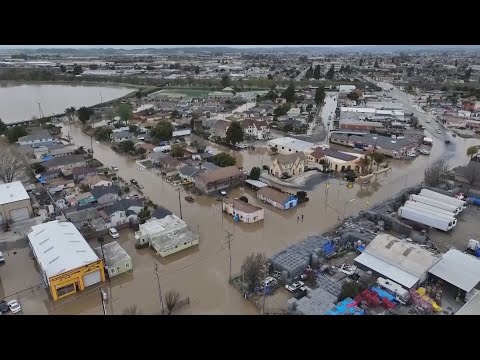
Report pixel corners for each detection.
[0,181,30,205]
[428,249,480,293]
[354,234,441,289]
[28,220,105,301]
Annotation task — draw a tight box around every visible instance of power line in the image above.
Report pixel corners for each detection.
[154,262,165,314]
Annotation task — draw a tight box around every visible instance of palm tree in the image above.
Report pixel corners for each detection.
[370,152,386,171]
[467,146,479,159]
[357,156,371,175]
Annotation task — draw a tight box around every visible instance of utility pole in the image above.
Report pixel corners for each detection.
[225,231,233,282]
[261,266,267,315]
[154,263,164,314]
[177,188,183,219]
[100,288,107,315]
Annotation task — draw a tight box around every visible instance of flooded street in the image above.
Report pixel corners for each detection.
[61,115,480,314]
[0,84,134,123]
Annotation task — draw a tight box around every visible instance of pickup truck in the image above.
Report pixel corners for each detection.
[285,281,304,293]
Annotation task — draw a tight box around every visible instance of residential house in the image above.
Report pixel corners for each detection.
[101,199,143,227]
[210,120,230,138]
[135,142,155,153]
[147,152,167,165]
[94,241,132,278]
[18,130,53,147]
[66,207,104,230]
[256,187,298,210]
[179,166,203,182]
[270,153,307,177]
[111,131,135,143]
[47,145,76,158]
[39,169,62,181]
[44,154,86,171]
[157,155,180,169]
[90,185,120,205]
[194,166,246,194]
[307,147,363,173]
[75,192,96,206]
[241,118,270,140]
[151,207,173,220]
[161,167,179,177]
[80,175,112,189]
[72,167,97,182]
[222,198,264,223]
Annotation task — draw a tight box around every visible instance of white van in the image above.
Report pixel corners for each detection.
[0,251,4,264]
[108,228,120,239]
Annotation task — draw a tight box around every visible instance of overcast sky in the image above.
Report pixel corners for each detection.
[0,45,358,49]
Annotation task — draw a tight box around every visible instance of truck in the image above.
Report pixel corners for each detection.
[409,194,461,215]
[419,189,467,211]
[397,206,456,231]
[376,277,410,305]
[404,200,457,220]
[466,239,480,258]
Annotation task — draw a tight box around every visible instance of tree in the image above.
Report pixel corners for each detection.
[455,59,458,67]
[221,74,231,88]
[73,64,83,75]
[241,252,267,291]
[210,152,236,167]
[374,59,379,68]
[313,65,321,80]
[135,91,143,99]
[119,140,135,153]
[5,126,27,144]
[164,290,180,315]
[347,92,359,102]
[370,152,385,171]
[281,83,295,103]
[358,156,371,175]
[79,183,90,193]
[129,125,139,135]
[64,106,76,123]
[0,150,24,183]
[195,66,200,75]
[467,146,479,159]
[105,107,117,120]
[424,159,449,187]
[462,163,480,186]
[32,163,46,174]
[325,65,335,80]
[463,68,472,81]
[135,147,147,156]
[339,65,345,73]
[296,191,308,203]
[315,87,325,105]
[122,305,140,315]
[151,121,173,142]
[305,66,313,79]
[59,65,66,73]
[171,109,181,118]
[0,118,7,134]
[77,106,92,125]
[359,58,363,67]
[117,103,133,124]
[249,166,261,180]
[338,281,367,302]
[94,127,113,141]
[225,121,244,145]
[170,144,185,158]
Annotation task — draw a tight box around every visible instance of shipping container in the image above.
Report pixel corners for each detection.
[409,194,461,215]
[404,201,457,220]
[420,189,467,211]
[398,206,456,231]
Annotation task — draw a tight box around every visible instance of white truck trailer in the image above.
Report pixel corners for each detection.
[398,206,456,231]
[376,277,410,305]
[404,201,457,221]
[420,189,467,211]
[409,194,461,215]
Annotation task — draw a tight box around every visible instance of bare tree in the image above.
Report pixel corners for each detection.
[122,305,140,315]
[165,290,180,315]
[462,163,480,186]
[424,159,449,187]
[241,252,267,292]
[0,150,25,183]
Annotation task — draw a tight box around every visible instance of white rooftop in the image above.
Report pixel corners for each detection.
[0,181,30,205]
[245,179,269,188]
[28,221,99,279]
[428,249,480,292]
[267,137,313,152]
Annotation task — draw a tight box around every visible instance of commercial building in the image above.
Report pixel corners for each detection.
[0,181,33,223]
[134,215,199,257]
[194,166,246,194]
[329,132,420,158]
[256,186,298,210]
[307,146,363,173]
[94,241,132,278]
[267,137,313,155]
[28,220,105,301]
[354,234,441,289]
[222,198,264,223]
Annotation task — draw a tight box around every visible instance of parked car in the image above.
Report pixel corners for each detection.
[111,165,119,172]
[419,148,430,155]
[108,228,120,239]
[0,300,9,313]
[285,281,304,293]
[220,191,227,196]
[130,179,138,185]
[445,139,451,144]
[0,251,4,264]
[7,300,21,314]
[264,277,277,288]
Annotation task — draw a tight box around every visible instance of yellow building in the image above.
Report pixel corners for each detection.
[28,220,105,301]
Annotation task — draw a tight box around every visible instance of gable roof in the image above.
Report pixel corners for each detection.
[44,154,86,168]
[275,152,307,165]
[90,185,120,199]
[195,166,244,184]
[72,166,97,176]
[103,198,144,215]
[111,131,134,139]
[18,130,53,143]
[257,187,290,204]
[179,165,202,177]
[151,207,173,220]
[66,207,101,223]
[80,175,109,187]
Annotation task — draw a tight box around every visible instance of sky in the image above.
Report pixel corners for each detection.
[0,45,357,49]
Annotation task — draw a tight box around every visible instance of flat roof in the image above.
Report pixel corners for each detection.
[428,249,480,292]
[94,241,131,267]
[456,291,480,315]
[355,252,420,289]
[28,221,99,279]
[245,179,268,188]
[0,181,30,205]
[267,137,313,152]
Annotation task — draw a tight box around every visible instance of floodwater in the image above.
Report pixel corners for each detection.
[0,83,134,123]
[58,118,480,315]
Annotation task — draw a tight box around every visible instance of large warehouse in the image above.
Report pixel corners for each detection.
[28,220,105,301]
[0,181,33,223]
[354,234,441,289]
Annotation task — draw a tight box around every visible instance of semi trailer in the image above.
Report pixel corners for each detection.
[398,206,456,231]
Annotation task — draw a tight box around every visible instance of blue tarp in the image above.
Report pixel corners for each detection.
[371,287,397,302]
[467,197,480,206]
[41,156,54,162]
[357,245,366,252]
[325,298,364,315]
[37,177,46,184]
[323,241,336,257]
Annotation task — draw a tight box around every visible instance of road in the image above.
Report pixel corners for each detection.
[302,92,338,143]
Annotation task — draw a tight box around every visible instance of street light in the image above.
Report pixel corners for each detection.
[343,198,356,220]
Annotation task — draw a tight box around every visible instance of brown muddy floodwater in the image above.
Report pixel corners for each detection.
[45,124,478,315]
